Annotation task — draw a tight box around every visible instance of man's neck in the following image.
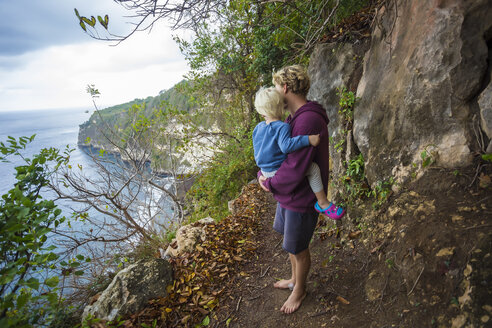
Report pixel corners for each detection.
[288,97,308,116]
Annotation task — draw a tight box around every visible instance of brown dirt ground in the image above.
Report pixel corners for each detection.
[210,165,492,328]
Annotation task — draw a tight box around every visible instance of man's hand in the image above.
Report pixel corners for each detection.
[258,175,270,192]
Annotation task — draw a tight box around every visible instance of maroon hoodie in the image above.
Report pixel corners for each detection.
[260,101,330,213]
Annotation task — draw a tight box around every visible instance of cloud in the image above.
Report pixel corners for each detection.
[0,1,192,111]
[0,0,136,56]
[0,21,189,111]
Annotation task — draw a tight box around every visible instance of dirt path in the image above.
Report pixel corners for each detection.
[214,191,374,328]
[213,168,491,328]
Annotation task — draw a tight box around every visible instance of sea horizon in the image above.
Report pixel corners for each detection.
[0,107,94,193]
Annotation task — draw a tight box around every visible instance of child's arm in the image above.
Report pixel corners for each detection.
[264,112,325,196]
[277,124,320,154]
[276,123,311,154]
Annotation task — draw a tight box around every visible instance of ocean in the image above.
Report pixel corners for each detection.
[0,107,100,294]
[0,107,94,195]
[0,105,175,226]
[0,105,176,230]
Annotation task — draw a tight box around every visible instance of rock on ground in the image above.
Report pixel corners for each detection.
[82,258,173,322]
[164,217,215,258]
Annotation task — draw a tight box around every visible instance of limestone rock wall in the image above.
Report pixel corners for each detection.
[355,0,492,185]
[308,41,369,192]
[309,0,492,187]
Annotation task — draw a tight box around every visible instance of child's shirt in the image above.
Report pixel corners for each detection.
[252,120,310,172]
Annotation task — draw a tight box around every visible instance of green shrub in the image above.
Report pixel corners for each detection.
[339,153,368,206]
[336,86,358,123]
[186,132,257,222]
[0,136,89,327]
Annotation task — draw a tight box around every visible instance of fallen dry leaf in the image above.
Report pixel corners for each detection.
[348,231,361,239]
[336,296,350,305]
[123,184,267,328]
[479,173,491,189]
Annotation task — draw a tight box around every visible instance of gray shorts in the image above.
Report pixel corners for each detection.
[273,203,318,255]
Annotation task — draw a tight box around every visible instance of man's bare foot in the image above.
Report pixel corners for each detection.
[280,290,307,314]
[274,279,295,289]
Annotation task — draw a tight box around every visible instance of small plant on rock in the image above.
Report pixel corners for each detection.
[339,153,369,207]
[420,144,437,168]
[367,177,395,210]
[336,86,358,123]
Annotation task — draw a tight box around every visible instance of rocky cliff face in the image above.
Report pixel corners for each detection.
[307,1,492,326]
[308,40,369,196]
[79,117,218,176]
[310,0,492,188]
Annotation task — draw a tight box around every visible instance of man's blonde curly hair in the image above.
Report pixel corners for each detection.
[272,65,310,97]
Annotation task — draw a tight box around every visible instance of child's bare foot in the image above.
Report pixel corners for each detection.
[316,200,331,209]
[280,290,307,314]
[274,278,295,289]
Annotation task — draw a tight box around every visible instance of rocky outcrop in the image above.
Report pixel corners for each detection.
[308,41,369,199]
[82,259,173,322]
[308,41,370,200]
[306,6,492,325]
[163,217,215,258]
[343,0,492,186]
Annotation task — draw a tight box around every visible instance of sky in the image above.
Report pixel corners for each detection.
[0,0,190,112]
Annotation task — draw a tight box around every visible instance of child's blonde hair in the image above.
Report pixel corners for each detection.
[254,87,284,119]
[272,65,310,97]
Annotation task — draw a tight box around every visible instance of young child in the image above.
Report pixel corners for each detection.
[253,87,345,220]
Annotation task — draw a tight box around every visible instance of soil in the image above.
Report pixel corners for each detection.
[211,165,492,328]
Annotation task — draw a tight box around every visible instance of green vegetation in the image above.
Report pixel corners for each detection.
[330,86,358,153]
[334,85,394,210]
[337,86,358,123]
[410,144,438,179]
[0,136,89,327]
[76,0,372,222]
[367,178,395,210]
[1,2,380,326]
[185,130,257,221]
[482,153,492,162]
[80,81,194,149]
[385,258,395,269]
[337,154,396,211]
[172,1,370,220]
[338,144,394,210]
[340,153,368,206]
[420,145,437,168]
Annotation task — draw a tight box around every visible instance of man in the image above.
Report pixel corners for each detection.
[258,65,329,314]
